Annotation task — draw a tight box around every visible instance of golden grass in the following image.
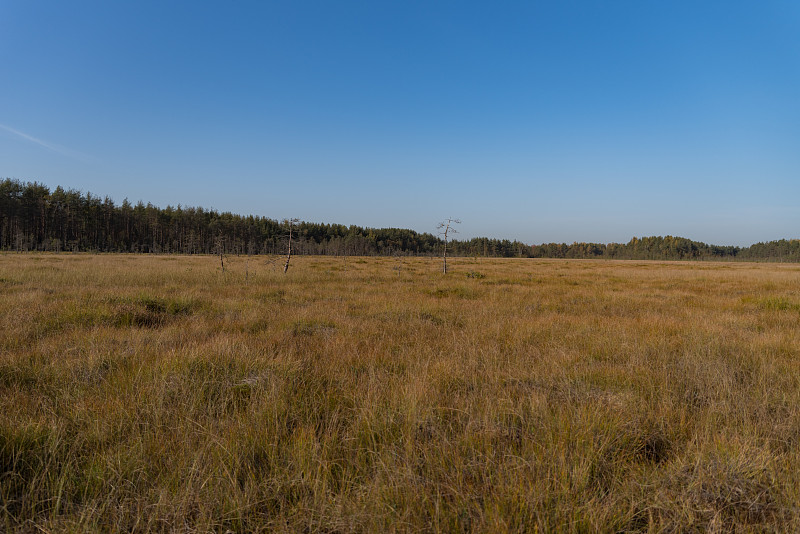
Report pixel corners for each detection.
[2,253,800,532]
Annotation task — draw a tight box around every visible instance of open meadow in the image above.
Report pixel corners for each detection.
[2,253,800,532]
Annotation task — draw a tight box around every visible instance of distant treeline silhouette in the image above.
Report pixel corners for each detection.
[2,178,798,261]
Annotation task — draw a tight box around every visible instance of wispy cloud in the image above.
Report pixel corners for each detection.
[0,123,94,162]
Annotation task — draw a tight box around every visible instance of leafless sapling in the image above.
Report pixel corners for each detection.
[283,218,299,274]
[214,232,226,273]
[437,218,460,274]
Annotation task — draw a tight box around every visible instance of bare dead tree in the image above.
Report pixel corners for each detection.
[214,232,226,273]
[283,218,299,274]
[437,218,460,274]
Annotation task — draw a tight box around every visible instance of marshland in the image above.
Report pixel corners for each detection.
[3,253,800,532]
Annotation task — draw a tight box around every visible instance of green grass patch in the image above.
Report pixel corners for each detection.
[427,286,478,299]
[112,294,204,327]
[288,319,337,337]
[744,296,800,312]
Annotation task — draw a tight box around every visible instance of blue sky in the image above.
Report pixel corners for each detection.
[1,1,798,246]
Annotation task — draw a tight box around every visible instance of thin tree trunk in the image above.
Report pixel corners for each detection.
[283,223,293,273]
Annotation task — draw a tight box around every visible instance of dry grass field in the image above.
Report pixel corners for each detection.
[2,253,800,532]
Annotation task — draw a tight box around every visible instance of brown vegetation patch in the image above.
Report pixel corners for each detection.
[2,254,800,531]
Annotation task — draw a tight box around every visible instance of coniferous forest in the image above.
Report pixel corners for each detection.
[2,178,798,261]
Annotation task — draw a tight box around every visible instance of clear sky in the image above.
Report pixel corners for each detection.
[1,1,798,246]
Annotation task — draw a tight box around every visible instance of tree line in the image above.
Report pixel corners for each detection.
[532,236,742,261]
[532,237,800,261]
[0,179,529,257]
[1,178,798,261]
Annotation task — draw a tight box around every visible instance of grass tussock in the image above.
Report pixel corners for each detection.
[1,253,800,532]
